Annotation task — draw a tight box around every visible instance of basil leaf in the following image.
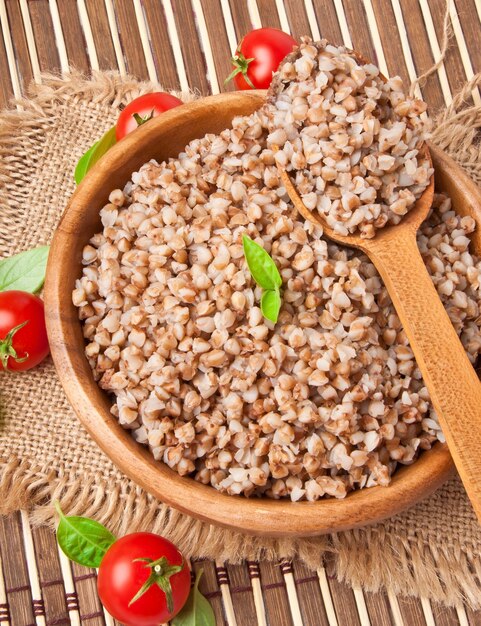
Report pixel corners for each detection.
[55,502,116,568]
[75,141,99,184]
[172,569,215,626]
[74,126,117,185]
[88,126,117,169]
[242,235,282,290]
[0,246,50,293]
[261,288,281,323]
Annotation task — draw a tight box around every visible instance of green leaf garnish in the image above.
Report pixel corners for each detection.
[242,235,282,323]
[0,246,50,293]
[260,288,281,323]
[55,501,116,568]
[74,126,117,185]
[172,569,215,626]
[242,235,282,291]
[74,142,99,184]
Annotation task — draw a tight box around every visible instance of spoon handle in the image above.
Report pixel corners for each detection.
[368,230,481,523]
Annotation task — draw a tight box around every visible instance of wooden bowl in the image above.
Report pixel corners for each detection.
[45,91,481,537]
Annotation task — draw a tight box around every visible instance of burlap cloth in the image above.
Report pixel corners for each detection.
[1,71,481,608]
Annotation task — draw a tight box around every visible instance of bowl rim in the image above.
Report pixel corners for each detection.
[44,91,456,537]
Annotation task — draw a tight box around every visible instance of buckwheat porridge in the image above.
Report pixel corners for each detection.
[73,39,481,501]
[267,38,432,238]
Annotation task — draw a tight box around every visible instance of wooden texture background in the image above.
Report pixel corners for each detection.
[1,0,481,624]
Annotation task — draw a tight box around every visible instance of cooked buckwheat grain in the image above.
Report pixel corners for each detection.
[266,38,432,238]
[73,105,481,500]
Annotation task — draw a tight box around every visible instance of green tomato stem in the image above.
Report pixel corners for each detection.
[129,556,184,614]
[0,320,29,370]
[224,53,256,88]
[132,109,155,127]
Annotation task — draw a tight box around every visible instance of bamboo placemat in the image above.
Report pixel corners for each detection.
[1,1,481,625]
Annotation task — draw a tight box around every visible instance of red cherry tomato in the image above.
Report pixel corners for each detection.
[97,533,190,626]
[116,92,183,140]
[226,28,297,90]
[0,291,49,372]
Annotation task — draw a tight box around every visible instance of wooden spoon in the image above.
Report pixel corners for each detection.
[270,40,481,520]
[279,158,481,523]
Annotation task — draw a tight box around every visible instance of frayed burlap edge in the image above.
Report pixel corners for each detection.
[1,70,481,609]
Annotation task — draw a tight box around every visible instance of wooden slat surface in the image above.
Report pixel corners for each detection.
[456,0,481,73]
[200,0,235,91]
[292,560,330,626]
[370,0,411,85]
[171,0,210,93]
[71,562,104,626]
[1,1,481,625]
[0,22,12,108]
[0,514,35,626]
[56,0,90,73]
[5,0,33,89]
[258,561,294,626]
[342,1,377,63]
[400,0,446,111]
[433,602,462,626]
[364,589,395,624]
[31,525,69,625]
[467,606,481,625]
[225,562,257,626]
[398,594,428,625]
[112,0,149,79]
[283,0,312,39]
[27,0,61,73]
[312,0,343,43]
[256,0,282,29]
[429,0,467,98]
[84,0,118,71]
[142,0,180,90]
[228,0,253,40]
[327,574,362,626]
